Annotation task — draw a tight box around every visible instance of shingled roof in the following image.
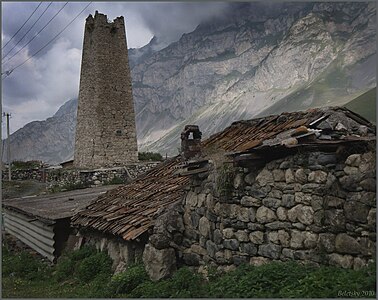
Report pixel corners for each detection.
[202,106,375,155]
[71,157,190,240]
[71,106,376,241]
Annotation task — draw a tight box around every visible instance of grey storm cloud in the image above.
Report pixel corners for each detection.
[0,1,236,136]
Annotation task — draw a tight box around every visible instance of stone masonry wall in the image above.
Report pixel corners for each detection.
[3,162,159,191]
[74,11,138,168]
[47,162,159,191]
[147,149,376,277]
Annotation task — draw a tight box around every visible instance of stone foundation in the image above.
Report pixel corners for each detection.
[78,231,145,273]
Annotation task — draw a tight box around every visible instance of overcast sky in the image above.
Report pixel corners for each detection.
[1,1,228,136]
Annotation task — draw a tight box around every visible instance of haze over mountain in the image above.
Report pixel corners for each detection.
[6,2,376,164]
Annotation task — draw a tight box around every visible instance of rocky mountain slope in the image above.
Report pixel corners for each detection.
[6,99,76,164]
[6,2,376,163]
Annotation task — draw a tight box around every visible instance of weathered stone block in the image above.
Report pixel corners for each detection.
[143,244,177,281]
[269,189,283,199]
[324,196,344,208]
[303,232,318,249]
[344,201,369,223]
[272,169,285,182]
[240,243,258,256]
[206,240,217,258]
[244,172,255,185]
[276,207,288,221]
[249,186,271,198]
[353,257,367,270]
[328,253,353,268]
[213,229,223,244]
[190,244,207,256]
[267,231,279,244]
[308,170,327,183]
[285,169,295,183]
[318,233,335,253]
[256,206,276,223]
[265,221,292,230]
[339,174,364,192]
[282,194,296,207]
[198,217,211,238]
[223,228,234,239]
[278,230,290,247]
[186,191,198,207]
[324,209,345,232]
[241,196,261,207]
[258,243,281,259]
[297,205,314,225]
[235,230,249,242]
[282,248,294,259]
[344,166,359,175]
[250,256,270,266]
[249,231,264,244]
[233,173,244,189]
[295,169,307,183]
[238,207,251,222]
[367,209,376,226]
[233,255,248,265]
[311,196,323,211]
[335,233,361,254]
[290,230,305,249]
[256,169,274,186]
[223,239,239,251]
[262,197,282,209]
[359,178,376,192]
[183,252,201,266]
[197,193,206,207]
[288,204,302,222]
[345,154,361,167]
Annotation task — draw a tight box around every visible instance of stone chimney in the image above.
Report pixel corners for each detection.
[181,125,202,160]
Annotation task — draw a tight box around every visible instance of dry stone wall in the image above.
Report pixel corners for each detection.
[47,162,159,191]
[147,149,376,277]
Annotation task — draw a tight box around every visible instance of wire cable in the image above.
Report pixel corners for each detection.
[2,2,53,61]
[2,2,93,78]
[2,2,43,50]
[3,2,69,65]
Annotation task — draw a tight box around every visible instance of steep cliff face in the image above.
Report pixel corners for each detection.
[7,2,376,163]
[133,2,376,155]
[7,99,77,164]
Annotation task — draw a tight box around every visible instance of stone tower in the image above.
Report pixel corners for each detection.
[74,11,138,168]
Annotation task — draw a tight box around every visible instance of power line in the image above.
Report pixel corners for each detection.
[3,2,70,65]
[2,2,43,50]
[2,2,93,78]
[2,2,53,61]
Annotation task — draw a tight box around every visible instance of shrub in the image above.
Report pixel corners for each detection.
[2,250,50,281]
[76,251,112,283]
[54,256,75,282]
[138,152,163,161]
[68,245,97,262]
[110,264,149,295]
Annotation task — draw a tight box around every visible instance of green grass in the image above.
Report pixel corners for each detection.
[344,87,376,123]
[2,241,376,298]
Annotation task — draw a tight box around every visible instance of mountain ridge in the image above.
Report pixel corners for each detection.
[6,2,376,164]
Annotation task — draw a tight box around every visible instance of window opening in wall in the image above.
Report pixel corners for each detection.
[188,132,194,140]
[116,130,122,136]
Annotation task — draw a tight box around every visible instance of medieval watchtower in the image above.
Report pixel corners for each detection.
[74,11,138,168]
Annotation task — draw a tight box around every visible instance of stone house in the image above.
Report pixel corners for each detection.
[71,107,376,280]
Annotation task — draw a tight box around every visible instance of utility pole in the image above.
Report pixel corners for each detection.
[3,113,11,181]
